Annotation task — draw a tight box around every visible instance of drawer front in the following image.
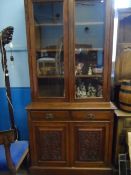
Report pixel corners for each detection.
[71,111,112,120]
[124,118,131,128]
[31,111,70,121]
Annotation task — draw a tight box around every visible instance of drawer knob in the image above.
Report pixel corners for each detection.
[45,113,54,120]
[85,113,95,120]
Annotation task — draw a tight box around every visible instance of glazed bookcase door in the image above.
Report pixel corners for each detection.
[73,0,111,101]
[30,0,69,100]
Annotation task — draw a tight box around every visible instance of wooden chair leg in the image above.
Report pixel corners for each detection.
[4,142,16,174]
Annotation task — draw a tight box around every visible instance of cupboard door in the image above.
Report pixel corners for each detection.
[32,122,69,166]
[30,0,69,99]
[71,121,112,167]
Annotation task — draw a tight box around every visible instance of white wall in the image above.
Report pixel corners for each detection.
[0,0,30,87]
[115,0,131,9]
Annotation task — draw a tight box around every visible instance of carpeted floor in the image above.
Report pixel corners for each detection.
[17,169,29,175]
[0,169,29,175]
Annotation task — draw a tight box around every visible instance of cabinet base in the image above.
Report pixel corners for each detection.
[30,166,113,175]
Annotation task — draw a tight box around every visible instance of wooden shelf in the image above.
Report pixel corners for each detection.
[36,48,63,52]
[76,22,104,25]
[38,75,102,79]
[118,42,131,45]
[36,48,103,52]
[33,0,63,2]
[35,23,63,26]
[38,75,64,79]
[35,22,104,27]
[75,74,102,78]
[75,48,103,52]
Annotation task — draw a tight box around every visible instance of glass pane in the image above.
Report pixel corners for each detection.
[33,1,64,97]
[75,0,105,99]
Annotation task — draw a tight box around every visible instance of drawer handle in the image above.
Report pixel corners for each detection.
[45,113,54,120]
[85,113,95,120]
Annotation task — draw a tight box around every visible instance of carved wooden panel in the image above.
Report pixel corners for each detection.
[34,122,69,166]
[77,129,103,161]
[72,122,109,164]
[39,131,62,161]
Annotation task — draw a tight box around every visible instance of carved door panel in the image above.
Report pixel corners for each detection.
[71,122,111,167]
[34,122,69,166]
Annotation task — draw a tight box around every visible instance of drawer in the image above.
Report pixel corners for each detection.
[30,111,70,121]
[71,111,112,120]
[124,118,131,128]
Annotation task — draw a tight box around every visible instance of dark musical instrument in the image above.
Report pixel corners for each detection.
[0,26,18,140]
